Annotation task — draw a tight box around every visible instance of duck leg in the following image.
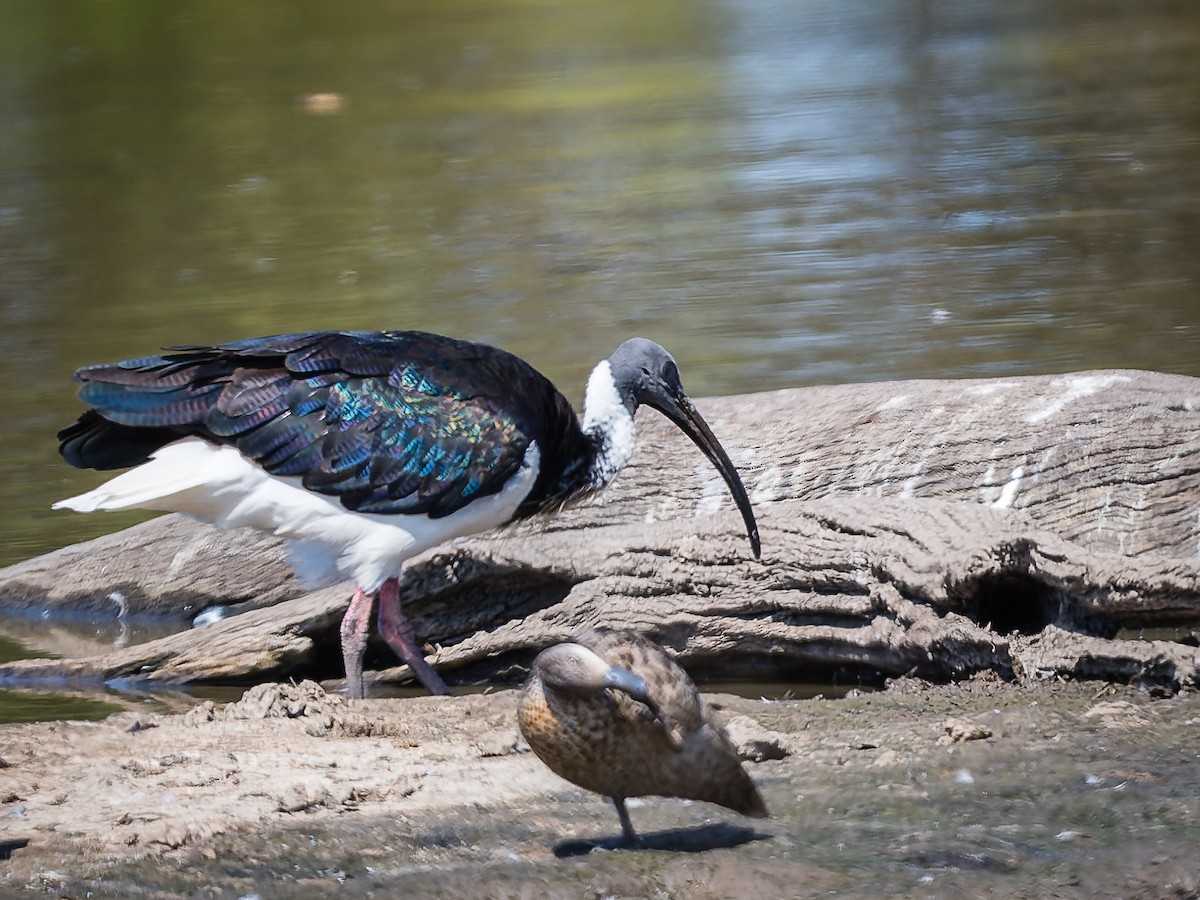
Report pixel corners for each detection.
[377,576,451,696]
[340,587,376,700]
[612,797,640,847]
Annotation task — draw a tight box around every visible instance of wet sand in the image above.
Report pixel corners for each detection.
[1,677,1197,898]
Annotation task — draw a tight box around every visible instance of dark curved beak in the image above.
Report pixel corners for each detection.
[645,390,761,558]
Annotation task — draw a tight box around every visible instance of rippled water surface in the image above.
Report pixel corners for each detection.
[1,0,1199,717]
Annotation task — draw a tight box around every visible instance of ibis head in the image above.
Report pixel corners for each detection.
[606,338,761,558]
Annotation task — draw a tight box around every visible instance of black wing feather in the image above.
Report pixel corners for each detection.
[58,330,584,519]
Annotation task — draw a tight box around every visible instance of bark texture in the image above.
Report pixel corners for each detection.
[2,369,1198,691]
[0,515,302,618]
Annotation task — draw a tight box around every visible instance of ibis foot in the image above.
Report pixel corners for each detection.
[339,587,376,700]
[378,576,451,696]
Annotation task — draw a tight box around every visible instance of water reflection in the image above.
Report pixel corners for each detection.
[0,688,122,724]
[0,610,858,724]
[1,0,1199,714]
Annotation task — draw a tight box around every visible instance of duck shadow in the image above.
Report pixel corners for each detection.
[0,838,30,861]
[553,823,769,858]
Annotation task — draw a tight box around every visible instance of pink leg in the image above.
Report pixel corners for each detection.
[377,576,451,696]
[340,587,376,700]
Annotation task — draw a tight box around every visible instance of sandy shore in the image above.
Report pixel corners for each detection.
[1,677,1197,898]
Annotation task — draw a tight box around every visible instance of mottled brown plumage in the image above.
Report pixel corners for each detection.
[518,628,768,844]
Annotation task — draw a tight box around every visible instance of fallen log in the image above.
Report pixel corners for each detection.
[0,515,301,619]
[2,369,1198,690]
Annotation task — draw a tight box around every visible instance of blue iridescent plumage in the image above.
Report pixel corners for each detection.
[58,330,593,520]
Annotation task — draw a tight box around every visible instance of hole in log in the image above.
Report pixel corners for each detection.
[412,572,575,640]
[957,572,1059,635]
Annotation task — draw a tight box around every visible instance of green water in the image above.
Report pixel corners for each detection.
[0,687,121,723]
[0,634,115,721]
[1,0,1199,717]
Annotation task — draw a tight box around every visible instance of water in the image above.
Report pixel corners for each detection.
[1,0,1199,717]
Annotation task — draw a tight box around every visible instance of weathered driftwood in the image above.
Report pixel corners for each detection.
[0,516,302,618]
[2,369,1198,691]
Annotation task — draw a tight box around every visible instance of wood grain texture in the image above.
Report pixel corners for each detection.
[3,369,1198,690]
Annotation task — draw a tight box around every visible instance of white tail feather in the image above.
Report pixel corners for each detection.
[52,436,542,592]
[52,439,223,513]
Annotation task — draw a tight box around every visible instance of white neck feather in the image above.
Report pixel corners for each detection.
[581,359,636,486]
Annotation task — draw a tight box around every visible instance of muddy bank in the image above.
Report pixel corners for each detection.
[1,678,1197,898]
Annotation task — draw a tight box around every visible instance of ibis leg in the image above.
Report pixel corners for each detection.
[613,797,640,847]
[377,576,451,696]
[340,587,376,700]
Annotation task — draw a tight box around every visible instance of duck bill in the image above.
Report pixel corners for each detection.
[651,393,761,558]
[601,665,652,703]
[602,665,662,719]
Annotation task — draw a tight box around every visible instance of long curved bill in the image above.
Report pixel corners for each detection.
[652,393,761,558]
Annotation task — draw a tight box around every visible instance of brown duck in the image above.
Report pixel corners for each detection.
[518,628,768,844]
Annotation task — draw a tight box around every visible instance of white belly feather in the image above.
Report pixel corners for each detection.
[53,436,541,592]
